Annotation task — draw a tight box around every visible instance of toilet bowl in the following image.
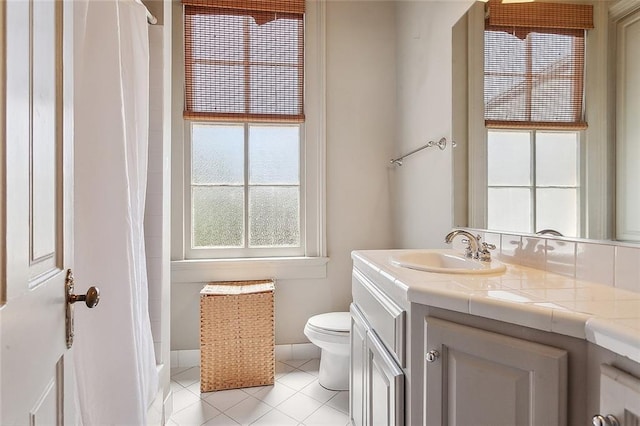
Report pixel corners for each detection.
[304,312,351,391]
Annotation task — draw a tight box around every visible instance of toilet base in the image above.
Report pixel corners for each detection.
[318,349,349,391]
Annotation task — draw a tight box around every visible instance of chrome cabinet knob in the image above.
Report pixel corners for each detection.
[592,414,620,426]
[426,350,440,363]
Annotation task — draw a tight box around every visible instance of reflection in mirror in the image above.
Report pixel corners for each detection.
[453,1,639,242]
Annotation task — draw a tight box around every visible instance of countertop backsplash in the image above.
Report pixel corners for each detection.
[459,229,640,294]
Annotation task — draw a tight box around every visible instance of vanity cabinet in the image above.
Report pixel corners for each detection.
[423,317,568,426]
[350,267,405,426]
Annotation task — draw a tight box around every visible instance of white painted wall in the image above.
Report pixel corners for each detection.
[170,0,397,348]
[393,1,473,249]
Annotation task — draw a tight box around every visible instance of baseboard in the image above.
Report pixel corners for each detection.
[170,344,320,368]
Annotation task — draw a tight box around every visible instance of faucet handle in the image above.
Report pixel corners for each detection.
[460,239,474,258]
[478,242,496,262]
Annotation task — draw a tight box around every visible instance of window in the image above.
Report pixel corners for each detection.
[482,1,593,237]
[487,130,580,236]
[180,0,321,259]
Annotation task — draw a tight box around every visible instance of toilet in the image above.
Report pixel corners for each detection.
[304,312,351,391]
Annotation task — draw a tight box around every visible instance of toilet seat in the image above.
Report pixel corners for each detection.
[306,312,350,333]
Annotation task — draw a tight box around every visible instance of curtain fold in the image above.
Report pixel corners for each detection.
[73,0,158,424]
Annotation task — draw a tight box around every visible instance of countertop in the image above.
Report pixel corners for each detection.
[352,249,640,364]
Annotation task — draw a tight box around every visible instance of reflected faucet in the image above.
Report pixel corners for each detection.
[444,230,480,259]
[535,229,564,237]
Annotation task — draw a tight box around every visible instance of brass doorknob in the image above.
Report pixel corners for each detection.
[69,286,100,308]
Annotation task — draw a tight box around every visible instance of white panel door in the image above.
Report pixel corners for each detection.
[1,0,80,424]
[598,364,640,425]
[424,317,568,426]
[616,7,640,241]
[366,331,404,426]
[350,304,368,426]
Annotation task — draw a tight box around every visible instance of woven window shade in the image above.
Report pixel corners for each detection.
[484,2,593,129]
[183,0,304,122]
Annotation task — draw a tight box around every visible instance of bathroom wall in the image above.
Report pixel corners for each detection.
[170,0,397,349]
[393,1,474,249]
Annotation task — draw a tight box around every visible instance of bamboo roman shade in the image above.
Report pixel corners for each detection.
[484,2,594,129]
[183,0,305,122]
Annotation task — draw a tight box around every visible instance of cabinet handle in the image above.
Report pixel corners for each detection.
[426,350,440,363]
[592,414,619,426]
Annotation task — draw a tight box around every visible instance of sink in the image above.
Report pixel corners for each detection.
[390,249,506,274]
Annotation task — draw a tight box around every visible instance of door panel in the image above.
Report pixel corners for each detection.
[424,317,568,426]
[1,0,76,424]
[366,330,404,426]
[350,304,368,426]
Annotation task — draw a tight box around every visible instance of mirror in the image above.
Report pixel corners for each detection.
[452,0,640,243]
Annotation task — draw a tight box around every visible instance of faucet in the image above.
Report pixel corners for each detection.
[535,229,564,237]
[444,230,480,259]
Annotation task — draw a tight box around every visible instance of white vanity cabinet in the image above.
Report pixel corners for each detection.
[423,317,569,426]
[350,268,405,426]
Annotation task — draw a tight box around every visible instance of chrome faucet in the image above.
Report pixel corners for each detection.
[444,230,480,259]
[445,230,496,262]
[535,229,564,237]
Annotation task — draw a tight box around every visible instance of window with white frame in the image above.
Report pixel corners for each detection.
[483,1,593,237]
[181,0,318,259]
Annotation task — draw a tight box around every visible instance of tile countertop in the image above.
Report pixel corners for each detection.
[352,250,640,364]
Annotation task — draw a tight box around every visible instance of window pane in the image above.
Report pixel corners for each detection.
[488,187,532,233]
[536,132,578,186]
[536,188,578,237]
[249,126,299,184]
[192,187,244,248]
[192,124,244,184]
[487,131,531,186]
[250,66,302,115]
[249,186,300,247]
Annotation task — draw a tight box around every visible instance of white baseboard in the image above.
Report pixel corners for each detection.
[171,344,320,368]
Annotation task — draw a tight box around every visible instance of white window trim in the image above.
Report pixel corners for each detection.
[171,0,327,278]
[466,1,612,240]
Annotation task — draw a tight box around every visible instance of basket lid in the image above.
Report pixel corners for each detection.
[201,280,274,295]
[307,312,350,332]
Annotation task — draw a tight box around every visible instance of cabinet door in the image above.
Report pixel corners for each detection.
[367,330,404,426]
[424,317,567,426]
[599,364,640,425]
[350,304,368,426]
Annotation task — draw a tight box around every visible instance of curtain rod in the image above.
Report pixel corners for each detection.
[135,0,158,24]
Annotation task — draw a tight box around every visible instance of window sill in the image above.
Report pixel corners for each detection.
[171,256,329,283]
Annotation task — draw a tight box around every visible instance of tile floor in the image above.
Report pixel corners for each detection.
[168,359,350,426]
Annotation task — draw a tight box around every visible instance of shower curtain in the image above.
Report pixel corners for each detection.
[73,0,158,424]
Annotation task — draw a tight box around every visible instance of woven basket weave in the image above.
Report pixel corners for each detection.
[199,280,275,392]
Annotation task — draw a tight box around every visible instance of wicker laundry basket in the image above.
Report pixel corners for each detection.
[199,280,275,392]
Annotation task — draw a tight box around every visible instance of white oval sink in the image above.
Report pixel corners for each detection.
[390,249,506,274]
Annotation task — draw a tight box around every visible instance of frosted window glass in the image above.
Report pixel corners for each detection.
[536,132,578,186]
[249,126,299,184]
[488,188,532,233]
[249,186,300,247]
[192,124,244,184]
[536,188,578,237]
[487,131,531,186]
[192,187,244,247]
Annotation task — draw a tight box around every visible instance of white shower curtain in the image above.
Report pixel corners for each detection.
[73,0,158,424]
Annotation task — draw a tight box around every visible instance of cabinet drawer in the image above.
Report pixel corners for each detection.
[352,268,405,367]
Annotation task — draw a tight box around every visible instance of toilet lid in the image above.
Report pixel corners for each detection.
[307,312,350,332]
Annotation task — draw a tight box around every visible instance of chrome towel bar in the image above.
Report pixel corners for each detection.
[390,137,451,166]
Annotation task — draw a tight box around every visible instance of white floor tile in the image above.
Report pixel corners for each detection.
[223,396,272,425]
[301,405,349,426]
[204,389,250,412]
[276,370,317,391]
[186,381,201,395]
[171,366,192,377]
[172,367,200,387]
[299,381,337,404]
[275,361,296,379]
[202,413,241,426]
[325,391,349,414]
[249,408,299,425]
[281,359,309,368]
[242,385,269,396]
[173,389,202,413]
[276,392,323,422]
[171,380,185,393]
[298,359,320,376]
[251,382,297,407]
[170,400,220,426]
